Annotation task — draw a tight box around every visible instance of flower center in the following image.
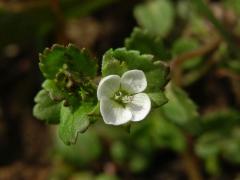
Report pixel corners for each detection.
[114,91,133,104]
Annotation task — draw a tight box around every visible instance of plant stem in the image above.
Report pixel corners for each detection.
[171,35,221,86]
[181,135,203,180]
[181,151,203,180]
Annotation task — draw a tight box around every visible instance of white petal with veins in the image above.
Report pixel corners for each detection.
[121,70,147,94]
[97,75,121,100]
[127,93,151,122]
[100,99,132,125]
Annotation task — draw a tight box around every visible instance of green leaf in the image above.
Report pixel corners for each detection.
[42,80,65,101]
[147,91,168,107]
[222,132,240,164]
[150,109,187,152]
[65,45,97,77]
[161,83,199,126]
[196,133,221,158]
[42,79,81,109]
[102,48,170,93]
[195,110,240,174]
[39,45,98,108]
[33,90,62,124]
[201,110,240,132]
[195,132,226,174]
[39,44,97,79]
[134,0,175,37]
[199,129,240,165]
[125,27,171,60]
[58,103,95,145]
[39,45,64,79]
[55,129,102,167]
[131,109,187,152]
[172,37,202,70]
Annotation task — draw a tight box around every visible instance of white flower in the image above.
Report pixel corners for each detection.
[97,69,151,125]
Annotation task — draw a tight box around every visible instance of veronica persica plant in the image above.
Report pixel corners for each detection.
[33,45,169,144]
[97,69,151,125]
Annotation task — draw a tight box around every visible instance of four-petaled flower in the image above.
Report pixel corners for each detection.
[97,69,151,125]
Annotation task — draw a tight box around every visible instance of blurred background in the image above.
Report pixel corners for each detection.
[0,0,240,179]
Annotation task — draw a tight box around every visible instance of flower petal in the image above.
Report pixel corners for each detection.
[121,70,147,94]
[97,75,121,100]
[100,99,132,125]
[126,93,151,122]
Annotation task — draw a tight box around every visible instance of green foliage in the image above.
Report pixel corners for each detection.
[55,129,102,167]
[148,91,168,107]
[195,110,240,174]
[59,103,95,145]
[161,83,199,127]
[134,0,175,37]
[33,90,62,124]
[149,109,187,152]
[34,43,170,146]
[102,48,169,107]
[35,43,170,146]
[29,0,240,177]
[125,27,171,60]
[199,109,240,134]
[34,44,98,145]
[39,44,97,108]
[172,37,202,70]
[42,80,65,101]
[39,44,97,79]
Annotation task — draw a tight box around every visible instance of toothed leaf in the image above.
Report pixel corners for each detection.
[161,83,199,126]
[58,103,95,145]
[33,90,62,124]
[42,80,65,101]
[102,48,169,93]
[39,44,97,79]
[125,27,171,60]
